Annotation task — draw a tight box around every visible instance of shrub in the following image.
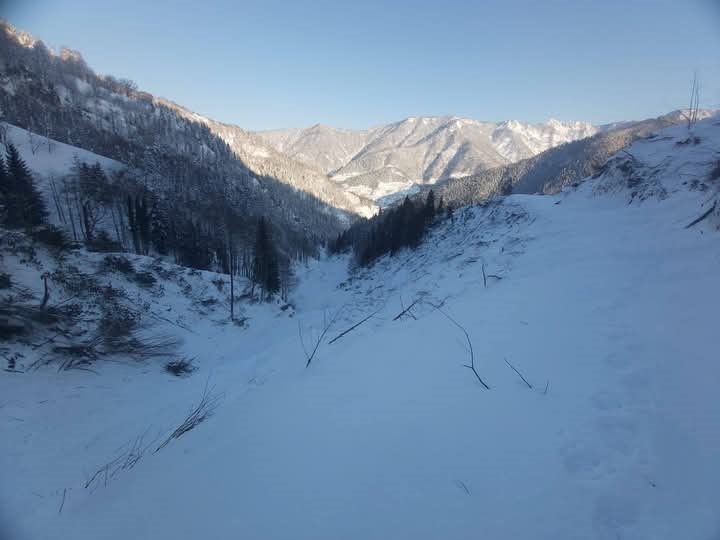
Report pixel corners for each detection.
[708,160,720,182]
[30,225,70,250]
[165,357,196,377]
[134,271,157,288]
[87,230,124,253]
[51,266,102,297]
[97,303,139,346]
[0,273,11,289]
[101,255,135,275]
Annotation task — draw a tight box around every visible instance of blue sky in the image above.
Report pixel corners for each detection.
[5,0,720,130]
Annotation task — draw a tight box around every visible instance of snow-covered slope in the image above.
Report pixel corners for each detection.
[492,117,597,161]
[260,116,597,203]
[1,123,121,176]
[156,101,377,218]
[430,108,720,208]
[0,20,377,223]
[2,119,719,539]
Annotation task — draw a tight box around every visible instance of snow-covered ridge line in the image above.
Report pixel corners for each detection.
[257,115,598,203]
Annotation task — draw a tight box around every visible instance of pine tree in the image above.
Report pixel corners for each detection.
[424,189,436,224]
[150,198,169,255]
[0,155,8,224]
[252,217,280,299]
[4,143,47,227]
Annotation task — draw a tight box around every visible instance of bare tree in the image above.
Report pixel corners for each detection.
[0,122,9,147]
[27,130,42,155]
[680,72,701,132]
[299,306,345,368]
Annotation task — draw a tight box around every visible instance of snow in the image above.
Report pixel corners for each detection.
[2,119,720,539]
[2,123,121,179]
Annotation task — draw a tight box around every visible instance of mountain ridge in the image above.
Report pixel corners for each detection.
[258,115,598,203]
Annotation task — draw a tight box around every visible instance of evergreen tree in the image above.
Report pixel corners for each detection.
[0,155,8,223]
[252,217,280,299]
[424,189,436,224]
[150,198,169,255]
[4,143,46,227]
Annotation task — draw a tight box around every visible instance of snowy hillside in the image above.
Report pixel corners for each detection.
[0,123,120,177]
[260,116,597,203]
[0,19,376,235]
[430,108,720,208]
[2,118,719,539]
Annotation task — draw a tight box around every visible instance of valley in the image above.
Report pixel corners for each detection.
[1,11,719,540]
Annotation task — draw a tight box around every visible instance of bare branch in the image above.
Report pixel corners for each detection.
[155,380,222,452]
[393,298,420,321]
[328,307,382,345]
[504,357,533,389]
[58,488,67,514]
[685,200,716,229]
[300,306,345,368]
[482,263,503,287]
[430,304,490,390]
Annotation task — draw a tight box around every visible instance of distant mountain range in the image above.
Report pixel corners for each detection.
[422,109,719,208]
[259,117,598,204]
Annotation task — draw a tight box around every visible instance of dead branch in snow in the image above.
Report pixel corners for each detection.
[482,263,503,288]
[393,298,421,321]
[155,380,222,452]
[40,274,50,309]
[58,488,67,514]
[428,303,490,390]
[85,429,158,491]
[455,480,471,495]
[300,306,345,368]
[328,307,382,345]
[504,357,533,389]
[399,296,418,320]
[685,200,717,229]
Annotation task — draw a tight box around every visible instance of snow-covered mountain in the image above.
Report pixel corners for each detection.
[492,118,597,161]
[0,20,376,224]
[429,108,720,207]
[3,118,719,540]
[259,116,597,203]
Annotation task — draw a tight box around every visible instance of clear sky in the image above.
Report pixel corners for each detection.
[4,0,720,130]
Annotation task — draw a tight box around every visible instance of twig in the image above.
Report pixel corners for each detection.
[301,306,345,368]
[393,298,420,321]
[155,379,222,452]
[542,380,549,395]
[504,357,532,389]
[430,304,490,390]
[58,488,67,514]
[481,263,502,286]
[328,307,382,345]
[40,275,50,309]
[455,480,471,495]
[685,200,716,229]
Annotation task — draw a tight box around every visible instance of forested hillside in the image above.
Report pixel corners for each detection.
[0,20,372,272]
